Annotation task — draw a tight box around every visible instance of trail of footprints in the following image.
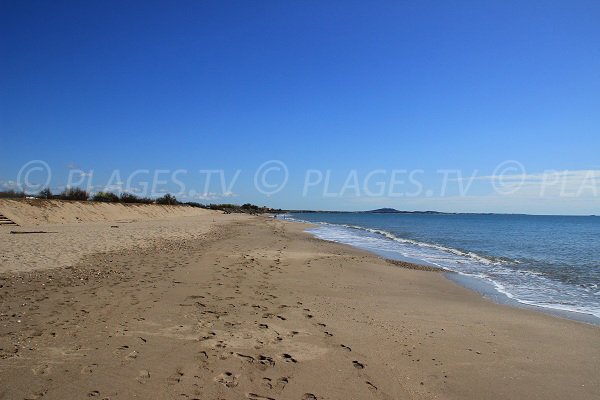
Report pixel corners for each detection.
[187,222,376,400]
[7,221,379,399]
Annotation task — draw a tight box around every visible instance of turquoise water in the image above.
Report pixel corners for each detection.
[281,213,600,319]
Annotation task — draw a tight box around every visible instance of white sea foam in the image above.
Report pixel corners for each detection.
[278,214,600,319]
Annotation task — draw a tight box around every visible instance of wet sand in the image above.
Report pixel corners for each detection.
[1,213,598,399]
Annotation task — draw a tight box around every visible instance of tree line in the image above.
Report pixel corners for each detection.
[0,188,282,213]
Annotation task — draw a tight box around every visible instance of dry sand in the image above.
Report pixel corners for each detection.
[0,199,216,273]
[0,199,214,226]
[0,201,598,399]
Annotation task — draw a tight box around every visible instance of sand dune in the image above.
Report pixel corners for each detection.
[0,200,218,274]
[0,198,212,226]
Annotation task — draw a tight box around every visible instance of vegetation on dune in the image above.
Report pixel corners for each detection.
[59,187,89,201]
[155,193,178,205]
[206,203,283,214]
[38,187,53,199]
[0,190,26,198]
[0,189,283,214]
[91,191,120,202]
[118,192,153,204]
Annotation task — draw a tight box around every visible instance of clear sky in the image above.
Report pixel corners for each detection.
[1,1,599,214]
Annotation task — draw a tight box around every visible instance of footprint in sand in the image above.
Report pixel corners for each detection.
[136,370,150,384]
[236,352,256,364]
[258,355,275,367]
[27,388,49,399]
[215,371,239,388]
[302,394,317,400]
[167,368,184,385]
[197,351,209,362]
[115,344,130,353]
[340,344,352,352]
[277,377,289,390]
[247,393,275,400]
[80,364,97,374]
[353,360,365,369]
[281,353,297,363]
[262,377,273,389]
[125,350,138,361]
[32,364,51,375]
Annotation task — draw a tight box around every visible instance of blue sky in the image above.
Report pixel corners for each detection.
[1,1,599,214]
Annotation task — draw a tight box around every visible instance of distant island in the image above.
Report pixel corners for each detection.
[286,208,452,215]
[365,208,449,214]
[365,208,400,213]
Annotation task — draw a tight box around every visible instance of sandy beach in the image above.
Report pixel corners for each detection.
[1,201,598,400]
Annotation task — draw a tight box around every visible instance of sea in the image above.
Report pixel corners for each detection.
[278,212,600,322]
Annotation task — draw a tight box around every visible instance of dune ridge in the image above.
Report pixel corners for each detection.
[0,199,211,226]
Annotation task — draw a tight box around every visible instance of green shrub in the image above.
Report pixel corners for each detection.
[60,187,89,201]
[119,192,153,204]
[91,191,120,202]
[37,188,53,199]
[155,193,178,205]
[208,203,236,210]
[184,201,206,208]
[119,192,139,203]
[0,190,26,198]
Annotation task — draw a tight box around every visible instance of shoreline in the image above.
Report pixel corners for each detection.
[1,213,598,399]
[315,228,600,327]
[283,216,600,327]
[445,271,600,326]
